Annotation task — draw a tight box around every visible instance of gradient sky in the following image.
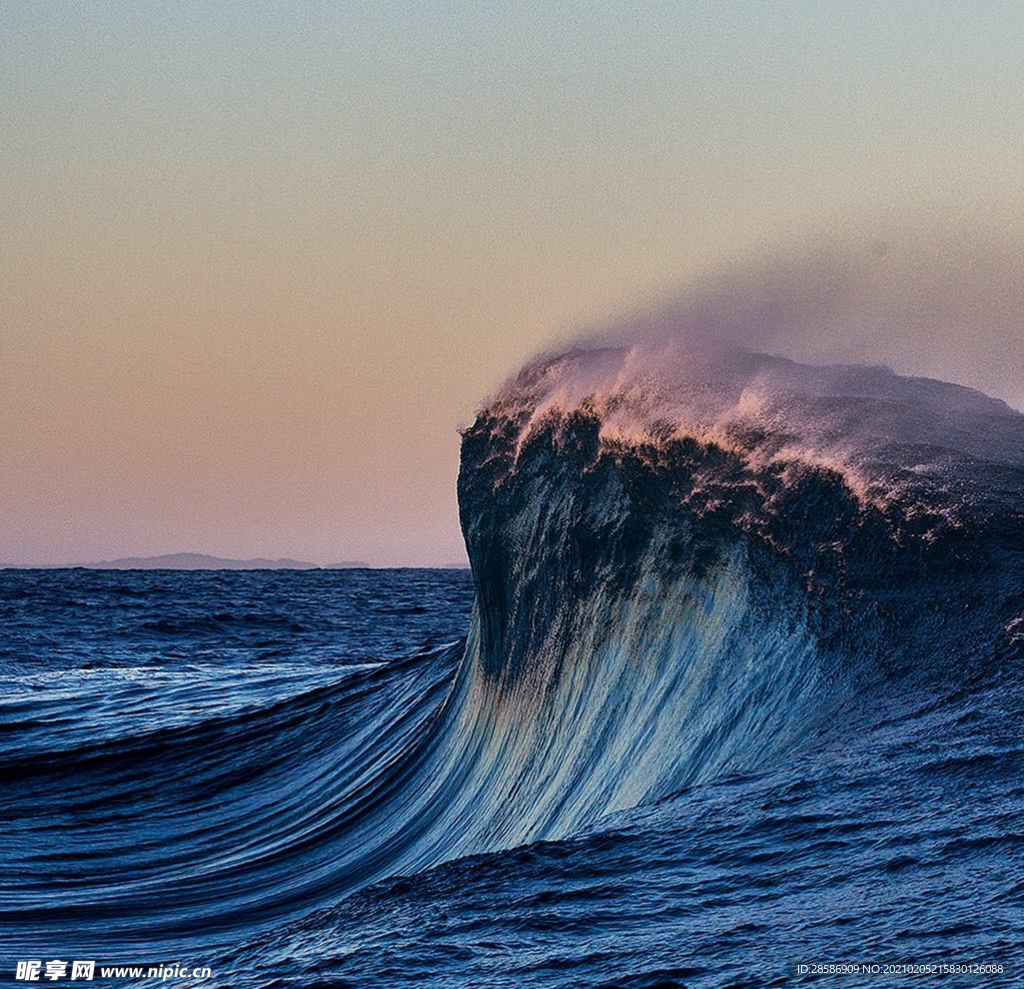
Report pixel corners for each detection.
[3,2,1023,566]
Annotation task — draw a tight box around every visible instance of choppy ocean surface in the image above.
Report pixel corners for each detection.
[4,345,1024,987]
[1,566,1020,988]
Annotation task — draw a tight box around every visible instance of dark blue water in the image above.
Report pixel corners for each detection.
[1,567,1020,988]
[0,569,475,984]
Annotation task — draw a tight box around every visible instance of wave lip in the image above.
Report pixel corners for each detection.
[491,342,1024,500]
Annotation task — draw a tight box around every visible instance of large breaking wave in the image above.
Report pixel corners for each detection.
[287,341,1024,876]
[447,342,1024,842]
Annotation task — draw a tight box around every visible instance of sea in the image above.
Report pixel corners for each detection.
[0,564,1020,988]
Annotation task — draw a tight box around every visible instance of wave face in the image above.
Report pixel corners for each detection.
[449,344,1024,836]
[3,346,1024,987]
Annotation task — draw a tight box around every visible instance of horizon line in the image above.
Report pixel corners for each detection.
[0,551,471,572]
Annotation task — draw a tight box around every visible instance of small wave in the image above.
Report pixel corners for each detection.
[139,613,306,635]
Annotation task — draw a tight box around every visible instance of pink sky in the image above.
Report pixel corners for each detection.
[3,3,1023,565]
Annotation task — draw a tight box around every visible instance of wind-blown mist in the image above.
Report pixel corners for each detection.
[577,224,1024,413]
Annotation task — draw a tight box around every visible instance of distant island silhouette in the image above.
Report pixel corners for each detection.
[73,553,372,571]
